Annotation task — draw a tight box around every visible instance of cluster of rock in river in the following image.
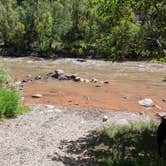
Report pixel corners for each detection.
[15,69,109,90]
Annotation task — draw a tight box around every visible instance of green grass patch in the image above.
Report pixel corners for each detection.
[94,121,166,166]
[0,88,28,119]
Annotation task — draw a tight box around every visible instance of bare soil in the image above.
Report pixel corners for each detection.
[23,80,165,117]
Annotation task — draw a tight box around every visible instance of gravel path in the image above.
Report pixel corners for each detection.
[0,105,151,166]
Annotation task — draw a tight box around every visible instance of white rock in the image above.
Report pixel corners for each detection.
[74,77,81,82]
[103,115,108,122]
[15,81,22,85]
[84,79,90,83]
[138,98,154,107]
[80,78,84,82]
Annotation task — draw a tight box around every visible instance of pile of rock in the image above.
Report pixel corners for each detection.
[46,69,109,84]
[15,69,109,91]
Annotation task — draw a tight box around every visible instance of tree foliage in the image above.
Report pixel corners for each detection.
[0,0,165,61]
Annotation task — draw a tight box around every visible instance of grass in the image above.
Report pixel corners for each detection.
[0,88,29,119]
[0,64,29,119]
[93,121,166,166]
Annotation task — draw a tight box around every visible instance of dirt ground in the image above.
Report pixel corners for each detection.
[1,57,165,117]
[23,80,166,117]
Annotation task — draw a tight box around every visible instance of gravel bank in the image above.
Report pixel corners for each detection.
[0,105,151,166]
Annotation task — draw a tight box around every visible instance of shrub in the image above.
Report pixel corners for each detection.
[0,88,20,118]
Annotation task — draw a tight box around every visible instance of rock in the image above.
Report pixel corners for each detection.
[32,94,43,98]
[70,74,77,80]
[80,78,84,82]
[58,75,69,80]
[34,75,42,80]
[74,77,81,82]
[51,69,65,79]
[15,81,22,85]
[138,98,154,107]
[103,115,108,122]
[26,74,32,78]
[55,69,64,75]
[84,79,90,83]
[91,78,98,83]
[22,80,27,83]
[104,81,109,84]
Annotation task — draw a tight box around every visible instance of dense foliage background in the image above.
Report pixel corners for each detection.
[0,0,165,61]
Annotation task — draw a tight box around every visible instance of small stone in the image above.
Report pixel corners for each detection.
[70,74,77,80]
[32,94,43,98]
[34,75,42,80]
[80,78,84,82]
[15,81,22,85]
[84,79,90,83]
[91,78,98,83]
[104,81,109,84]
[74,77,81,82]
[103,115,108,122]
[26,74,32,78]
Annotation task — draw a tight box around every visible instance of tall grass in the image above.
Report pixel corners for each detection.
[94,121,166,166]
[0,64,28,119]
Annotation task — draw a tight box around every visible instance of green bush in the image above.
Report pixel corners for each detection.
[0,88,20,118]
